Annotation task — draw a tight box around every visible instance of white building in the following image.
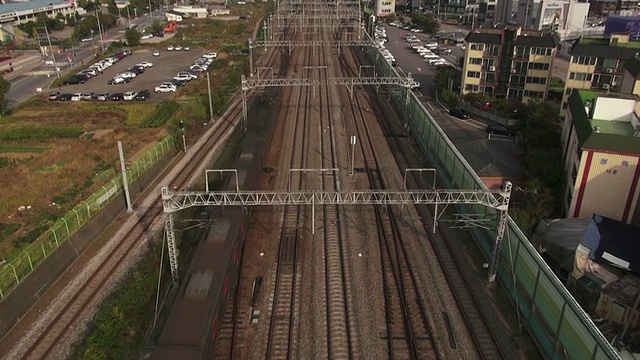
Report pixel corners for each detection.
[172,5,208,19]
[516,0,589,32]
[0,0,76,26]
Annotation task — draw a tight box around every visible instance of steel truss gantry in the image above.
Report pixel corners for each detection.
[161,181,512,284]
[239,73,415,129]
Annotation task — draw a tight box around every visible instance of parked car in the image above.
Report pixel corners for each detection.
[178,71,197,79]
[202,52,218,59]
[486,124,517,136]
[58,93,73,101]
[96,93,111,101]
[110,93,125,101]
[167,45,175,51]
[71,93,83,101]
[129,66,144,75]
[173,74,192,82]
[449,107,469,119]
[119,71,137,79]
[64,76,86,85]
[108,77,129,85]
[48,91,60,100]
[137,61,153,68]
[174,45,183,51]
[153,50,160,57]
[435,47,452,55]
[155,84,176,93]
[183,46,190,51]
[80,92,95,101]
[123,91,138,101]
[134,89,150,101]
[81,37,93,42]
[170,79,187,87]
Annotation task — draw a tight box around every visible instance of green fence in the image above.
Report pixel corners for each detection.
[361,36,620,360]
[0,136,176,299]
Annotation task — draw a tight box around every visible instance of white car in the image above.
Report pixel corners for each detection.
[183,46,190,51]
[167,45,175,51]
[123,91,137,101]
[427,57,445,65]
[202,52,218,59]
[119,71,137,79]
[71,93,82,101]
[190,64,207,71]
[141,34,154,40]
[81,37,92,42]
[160,82,177,89]
[155,84,176,93]
[108,77,128,85]
[137,61,154,68]
[173,74,192,82]
[174,45,183,51]
[178,71,197,79]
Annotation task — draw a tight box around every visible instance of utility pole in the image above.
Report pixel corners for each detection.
[126,6,132,28]
[95,10,105,53]
[42,24,60,79]
[206,71,214,122]
[149,0,153,21]
[117,141,133,213]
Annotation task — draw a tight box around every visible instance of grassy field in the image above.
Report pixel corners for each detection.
[0,3,268,262]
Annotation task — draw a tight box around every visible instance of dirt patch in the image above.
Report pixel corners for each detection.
[90,129,115,139]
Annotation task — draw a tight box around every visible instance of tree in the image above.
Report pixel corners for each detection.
[410,14,439,34]
[125,29,141,46]
[0,76,11,116]
[150,20,164,34]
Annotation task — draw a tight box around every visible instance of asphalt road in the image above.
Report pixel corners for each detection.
[7,14,160,108]
[381,24,523,179]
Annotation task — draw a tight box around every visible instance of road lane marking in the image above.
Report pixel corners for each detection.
[447,115,485,130]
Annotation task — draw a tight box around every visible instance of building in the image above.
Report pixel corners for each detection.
[515,0,590,32]
[0,0,76,26]
[563,90,640,224]
[374,0,395,17]
[559,34,640,121]
[172,6,208,19]
[461,27,559,101]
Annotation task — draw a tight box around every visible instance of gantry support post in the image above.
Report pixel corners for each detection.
[248,38,254,77]
[241,75,248,131]
[164,213,179,285]
[487,181,512,283]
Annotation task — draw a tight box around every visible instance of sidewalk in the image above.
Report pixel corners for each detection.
[1,54,45,81]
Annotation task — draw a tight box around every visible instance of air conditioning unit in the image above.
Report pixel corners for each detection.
[489,66,496,72]
[605,68,614,73]
[602,84,611,90]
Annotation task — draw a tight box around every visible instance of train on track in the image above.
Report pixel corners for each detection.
[152,97,276,359]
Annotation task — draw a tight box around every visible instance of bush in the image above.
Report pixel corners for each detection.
[440,89,459,107]
[0,126,83,141]
[0,223,20,241]
[12,225,47,248]
[141,102,179,128]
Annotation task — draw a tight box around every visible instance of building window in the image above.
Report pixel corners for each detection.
[467,71,480,78]
[523,90,544,98]
[601,58,617,70]
[528,62,550,71]
[510,75,525,87]
[601,158,608,165]
[507,88,523,99]
[573,56,597,65]
[514,46,528,58]
[526,76,547,84]
[470,43,485,51]
[565,88,573,95]
[531,47,552,56]
[562,102,568,109]
[569,72,592,81]
[469,58,482,65]
[465,84,480,92]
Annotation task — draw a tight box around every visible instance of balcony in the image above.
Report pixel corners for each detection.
[482,51,500,58]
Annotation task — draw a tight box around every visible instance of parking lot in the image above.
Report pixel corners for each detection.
[57,48,206,102]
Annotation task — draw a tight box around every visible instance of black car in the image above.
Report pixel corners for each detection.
[449,107,469,119]
[110,93,124,101]
[48,91,60,100]
[435,47,452,55]
[134,89,150,101]
[486,124,517,136]
[75,73,93,80]
[58,93,73,101]
[170,79,187,87]
[64,76,86,85]
[130,66,144,74]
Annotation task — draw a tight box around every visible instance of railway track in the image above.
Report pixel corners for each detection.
[354,44,507,359]
[264,30,311,360]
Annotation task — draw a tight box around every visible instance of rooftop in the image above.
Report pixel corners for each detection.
[568,90,640,153]
[0,0,71,14]
[465,27,559,48]
[571,35,640,59]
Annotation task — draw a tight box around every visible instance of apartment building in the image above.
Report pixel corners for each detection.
[461,27,559,102]
[563,90,640,224]
[559,34,640,145]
